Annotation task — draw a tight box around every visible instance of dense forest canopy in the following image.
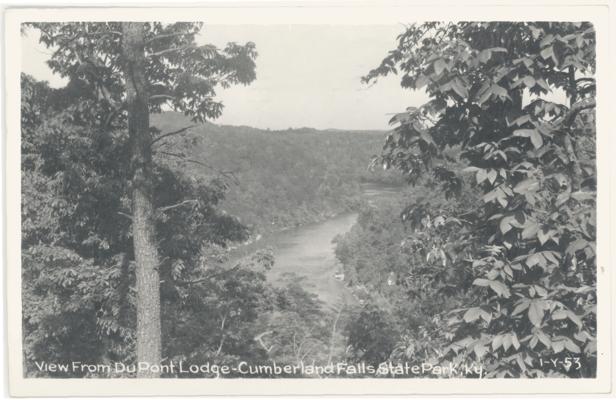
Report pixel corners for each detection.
[151,112,399,234]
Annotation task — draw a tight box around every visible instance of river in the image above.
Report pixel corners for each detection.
[251,182,404,307]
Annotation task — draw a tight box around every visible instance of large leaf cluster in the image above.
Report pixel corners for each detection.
[365,22,596,377]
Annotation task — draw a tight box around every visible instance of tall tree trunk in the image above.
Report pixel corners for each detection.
[121,22,162,378]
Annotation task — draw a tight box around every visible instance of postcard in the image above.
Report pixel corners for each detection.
[4,1,614,396]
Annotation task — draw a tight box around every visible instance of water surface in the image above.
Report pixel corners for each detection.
[263,182,403,306]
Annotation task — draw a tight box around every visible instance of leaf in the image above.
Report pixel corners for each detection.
[557,193,572,209]
[451,78,469,98]
[528,300,545,327]
[526,253,544,267]
[552,309,567,320]
[566,310,583,328]
[512,299,530,316]
[515,353,526,371]
[484,186,510,207]
[414,74,430,89]
[463,307,482,322]
[564,339,581,353]
[536,78,550,91]
[514,179,539,194]
[478,86,493,104]
[510,263,523,271]
[499,214,522,234]
[585,340,597,355]
[502,334,513,352]
[478,49,492,63]
[479,308,493,323]
[537,228,553,245]
[540,34,555,47]
[419,130,436,146]
[492,334,504,351]
[488,280,511,298]
[552,339,565,353]
[487,269,500,280]
[476,168,488,184]
[566,239,588,255]
[574,331,589,343]
[511,333,520,350]
[512,114,531,126]
[473,278,490,287]
[543,251,560,265]
[523,76,536,87]
[491,84,509,98]
[571,191,595,202]
[521,222,540,240]
[540,46,554,60]
[473,343,488,359]
[530,130,543,149]
[534,285,547,297]
[434,59,447,75]
[487,169,498,185]
[497,192,509,208]
[537,330,552,348]
[462,166,480,173]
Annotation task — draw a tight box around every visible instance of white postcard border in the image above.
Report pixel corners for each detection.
[4,1,614,396]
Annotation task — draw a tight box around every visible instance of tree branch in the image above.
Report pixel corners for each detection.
[156,150,241,185]
[149,94,176,102]
[173,264,242,286]
[327,307,343,364]
[157,199,198,213]
[563,98,596,127]
[43,28,121,59]
[117,211,133,220]
[145,32,188,44]
[215,313,228,356]
[151,125,196,145]
[255,331,274,353]
[575,77,595,84]
[147,44,196,57]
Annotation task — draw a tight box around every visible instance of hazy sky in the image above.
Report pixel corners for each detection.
[21,24,429,130]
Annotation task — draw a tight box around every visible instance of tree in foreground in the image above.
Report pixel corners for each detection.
[24,22,257,376]
[365,22,596,377]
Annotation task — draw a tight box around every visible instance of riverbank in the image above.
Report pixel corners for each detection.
[224,182,406,307]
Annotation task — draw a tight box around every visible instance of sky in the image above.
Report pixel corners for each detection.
[21,24,429,130]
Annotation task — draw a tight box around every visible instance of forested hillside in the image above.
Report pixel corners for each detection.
[152,112,398,234]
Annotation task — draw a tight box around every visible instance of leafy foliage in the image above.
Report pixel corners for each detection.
[345,302,401,367]
[21,21,265,376]
[21,73,261,375]
[30,22,257,123]
[361,22,596,377]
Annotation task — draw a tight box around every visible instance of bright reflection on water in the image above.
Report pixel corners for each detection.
[264,182,403,306]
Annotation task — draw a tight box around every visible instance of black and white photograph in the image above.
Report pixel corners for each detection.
[3,2,614,396]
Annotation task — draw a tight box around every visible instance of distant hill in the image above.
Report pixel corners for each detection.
[151,112,388,136]
[151,112,402,234]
